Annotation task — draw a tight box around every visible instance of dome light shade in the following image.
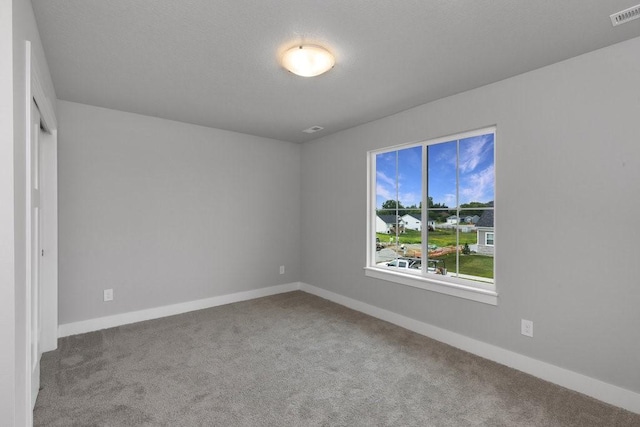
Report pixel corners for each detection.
[281,45,335,77]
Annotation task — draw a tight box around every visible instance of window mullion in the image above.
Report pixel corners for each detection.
[422,144,428,277]
[455,139,460,277]
[369,153,375,266]
[395,151,400,257]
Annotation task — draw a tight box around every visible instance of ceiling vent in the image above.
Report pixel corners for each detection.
[303,125,324,134]
[610,4,640,26]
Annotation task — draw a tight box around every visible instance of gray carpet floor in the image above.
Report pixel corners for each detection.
[34,291,640,426]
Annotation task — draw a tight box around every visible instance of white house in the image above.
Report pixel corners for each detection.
[401,213,436,231]
[401,213,421,231]
[446,215,459,225]
[376,215,405,234]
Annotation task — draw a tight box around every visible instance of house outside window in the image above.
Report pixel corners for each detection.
[366,127,497,305]
[476,210,495,256]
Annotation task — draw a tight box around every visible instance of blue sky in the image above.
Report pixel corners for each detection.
[376,133,494,209]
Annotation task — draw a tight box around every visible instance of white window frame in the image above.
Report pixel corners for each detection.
[365,127,497,305]
[485,232,495,246]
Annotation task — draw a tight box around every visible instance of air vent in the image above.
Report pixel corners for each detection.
[610,4,640,26]
[302,125,324,134]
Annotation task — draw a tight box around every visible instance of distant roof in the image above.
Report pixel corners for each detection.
[378,215,402,225]
[476,210,494,228]
[403,213,422,220]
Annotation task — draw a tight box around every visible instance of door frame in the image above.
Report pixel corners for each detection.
[24,40,57,417]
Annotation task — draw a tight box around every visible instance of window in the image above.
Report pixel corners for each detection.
[485,232,495,246]
[366,127,497,305]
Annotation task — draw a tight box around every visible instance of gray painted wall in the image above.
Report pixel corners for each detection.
[301,36,640,393]
[57,101,301,324]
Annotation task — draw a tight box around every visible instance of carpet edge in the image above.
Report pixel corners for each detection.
[298,282,640,415]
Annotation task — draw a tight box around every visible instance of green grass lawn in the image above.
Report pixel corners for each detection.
[377,229,492,279]
[429,229,477,247]
[433,252,494,279]
[377,228,477,247]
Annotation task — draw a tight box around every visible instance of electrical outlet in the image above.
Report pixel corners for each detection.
[521,319,533,337]
[279,265,285,275]
[103,289,114,302]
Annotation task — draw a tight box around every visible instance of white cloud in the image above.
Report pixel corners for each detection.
[399,192,421,206]
[376,171,397,203]
[443,193,457,208]
[376,171,395,187]
[459,136,491,173]
[377,186,421,207]
[460,164,494,203]
[376,184,394,201]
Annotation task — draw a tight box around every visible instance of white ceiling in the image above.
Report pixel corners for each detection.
[33,0,640,143]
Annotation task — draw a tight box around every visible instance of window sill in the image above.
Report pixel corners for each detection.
[364,267,498,305]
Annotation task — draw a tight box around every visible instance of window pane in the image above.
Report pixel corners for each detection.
[426,217,456,277]
[375,146,422,212]
[458,209,494,282]
[375,209,400,264]
[397,146,422,255]
[427,140,456,208]
[401,208,422,260]
[375,150,400,266]
[375,151,398,211]
[397,146,422,209]
[459,134,495,206]
[376,146,422,270]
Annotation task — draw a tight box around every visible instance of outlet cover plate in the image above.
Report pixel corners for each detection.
[104,289,114,302]
[521,319,533,337]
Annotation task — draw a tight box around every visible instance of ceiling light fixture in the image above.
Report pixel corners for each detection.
[281,45,335,77]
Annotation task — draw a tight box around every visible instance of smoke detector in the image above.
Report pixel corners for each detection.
[303,126,324,134]
[610,4,640,26]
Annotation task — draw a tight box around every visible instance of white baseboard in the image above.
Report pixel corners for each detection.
[58,282,301,337]
[299,282,640,415]
[57,281,639,414]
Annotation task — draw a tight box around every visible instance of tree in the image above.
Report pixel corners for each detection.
[428,196,448,209]
[460,201,493,217]
[379,200,407,217]
[406,204,420,215]
[428,211,452,223]
[378,198,452,221]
